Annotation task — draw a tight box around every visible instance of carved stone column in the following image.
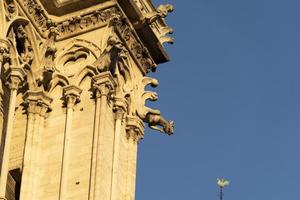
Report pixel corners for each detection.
[0,67,25,199]
[59,85,82,200]
[89,72,115,200]
[125,116,144,200]
[110,97,127,200]
[20,91,52,200]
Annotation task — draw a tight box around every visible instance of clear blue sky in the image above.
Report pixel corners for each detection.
[136,0,300,200]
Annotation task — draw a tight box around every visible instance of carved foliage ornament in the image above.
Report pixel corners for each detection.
[23,0,121,39]
[116,19,155,72]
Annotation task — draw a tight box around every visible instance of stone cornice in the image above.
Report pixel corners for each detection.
[16,0,156,74]
[18,0,117,40]
[114,19,156,74]
[118,0,172,64]
[0,39,11,66]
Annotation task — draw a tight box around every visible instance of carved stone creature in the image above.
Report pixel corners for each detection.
[5,2,17,20]
[16,25,34,65]
[44,26,59,72]
[157,4,174,18]
[134,76,174,134]
[33,4,45,25]
[145,113,174,135]
[0,47,11,67]
[139,91,174,135]
[93,35,127,75]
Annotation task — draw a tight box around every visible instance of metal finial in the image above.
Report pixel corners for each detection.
[217,178,230,200]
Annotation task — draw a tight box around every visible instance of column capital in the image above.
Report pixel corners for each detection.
[6,67,26,90]
[113,96,128,120]
[92,72,116,98]
[23,91,53,117]
[63,85,82,108]
[126,116,145,143]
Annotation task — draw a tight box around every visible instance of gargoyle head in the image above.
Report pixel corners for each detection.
[163,120,174,135]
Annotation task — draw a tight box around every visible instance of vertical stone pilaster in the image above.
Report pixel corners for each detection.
[89,88,101,200]
[19,91,52,200]
[0,2,6,39]
[0,67,25,199]
[59,85,82,200]
[125,116,144,200]
[110,97,127,200]
[30,94,51,199]
[89,72,115,200]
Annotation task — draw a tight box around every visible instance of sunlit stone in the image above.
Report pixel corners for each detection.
[0,0,174,199]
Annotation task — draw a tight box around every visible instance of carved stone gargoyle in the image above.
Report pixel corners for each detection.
[92,34,127,75]
[145,112,174,135]
[43,24,59,72]
[15,25,34,65]
[137,77,174,135]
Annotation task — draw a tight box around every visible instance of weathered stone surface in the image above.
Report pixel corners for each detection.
[0,0,174,199]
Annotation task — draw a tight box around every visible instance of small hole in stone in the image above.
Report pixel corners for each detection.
[76,181,80,185]
[80,108,84,111]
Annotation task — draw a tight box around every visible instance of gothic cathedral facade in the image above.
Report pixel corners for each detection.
[0,0,174,199]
